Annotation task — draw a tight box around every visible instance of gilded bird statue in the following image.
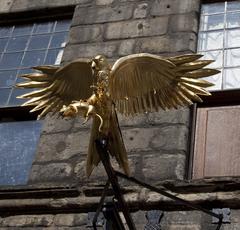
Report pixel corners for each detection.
[16,53,219,177]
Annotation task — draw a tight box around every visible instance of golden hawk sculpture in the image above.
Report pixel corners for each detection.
[16,53,219,177]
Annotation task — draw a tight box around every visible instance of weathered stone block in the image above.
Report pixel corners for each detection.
[62,41,118,61]
[151,0,200,16]
[0,0,13,13]
[74,154,136,184]
[117,112,147,127]
[34,131,89,162]
[122,125,188,152]
[10,0,92,12]
[96,0,114,5]
[41,116,73,134]
[169,13,199,33]
[133,3,149,19]
[73,213,88,226]
[136,33,197,54]
[29,163,72,183]
[104,17,168,40]
[164,225,201,230]
[69,25,103,44]
[118,39,136,56]
[74,160,108,183]
[142,153,186,181]
[54,214,74,226]
[2,215,53,227]
[161,211,202,225]
[147,108,190,126]
[72,4,134,26]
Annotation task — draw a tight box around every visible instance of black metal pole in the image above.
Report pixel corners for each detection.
[92,180,110,230]
[115,171,223,222]
[95,139,136,230]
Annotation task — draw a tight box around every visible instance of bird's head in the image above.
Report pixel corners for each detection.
[91,55,109,71]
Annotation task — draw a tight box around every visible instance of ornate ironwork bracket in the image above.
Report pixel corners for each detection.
[144,210,164,230]
[94,138,224,230]
[212,208,231,224]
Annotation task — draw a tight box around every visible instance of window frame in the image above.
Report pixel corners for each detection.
[0,9,73,187]
[187,0,240,179]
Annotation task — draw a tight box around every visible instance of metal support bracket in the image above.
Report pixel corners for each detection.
[212,208,231,224]
[94,138,224,230]
[144,210,164,230]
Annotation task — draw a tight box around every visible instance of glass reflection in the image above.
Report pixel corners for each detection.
[201,2,225,14]
[0,120,42,185]
[224,68,240,89]
[225,48,240,67]
[225,29,240,48]
[205,70,222,91]
[198,31,223,51]
[200,14,224,31]
[227,1,240,12]
[226,12,240,28]
[200,50,223,68]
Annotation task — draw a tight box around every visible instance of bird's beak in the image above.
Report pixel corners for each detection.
[91,59,98,70]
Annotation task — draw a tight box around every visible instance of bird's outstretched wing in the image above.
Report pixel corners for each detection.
[16,59,94,119]
[109,53,219,115]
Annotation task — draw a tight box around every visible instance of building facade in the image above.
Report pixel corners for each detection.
[0,0,239,229]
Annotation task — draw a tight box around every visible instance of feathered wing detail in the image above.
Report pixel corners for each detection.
[16,59,95,119]
[109,53,219,115]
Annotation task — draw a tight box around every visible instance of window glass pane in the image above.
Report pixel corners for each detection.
[205,70,222,91]
[0,88,11,106]
[200,50,223,69]
[8,88,32,106]
[0,121,42,185]
[0,52,23,69]
[224,68,240,89]
[201,2,225,14]
[225,29,240,48]
[21,50,46,67]
[6,36,29,52]
[44,49,63,65]
[55,20,71,32]
[225,48,240,67]
[227,1,240,12]
[0,70,17,87]
[28,34,51,50]
[33,22,54,34]
[13,25,32,36]
[226,12,240,28]
[198,31,223,51]
[16,68,35,83]
[0,38,8,52]
[0,26,13,38]
[200,14,224,31]
[50,32,68,48]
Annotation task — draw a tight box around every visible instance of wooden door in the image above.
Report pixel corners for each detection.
[193,105,240,179]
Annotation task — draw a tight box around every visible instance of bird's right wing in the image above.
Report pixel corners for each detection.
[109,53,219,116]
[16,59,95,119]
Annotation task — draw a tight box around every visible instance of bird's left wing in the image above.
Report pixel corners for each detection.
[109,53,219,115]
[16,58,94,119]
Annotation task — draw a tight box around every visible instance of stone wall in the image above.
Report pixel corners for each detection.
[1,0,240,229]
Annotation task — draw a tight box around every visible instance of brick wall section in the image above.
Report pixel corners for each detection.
[28,0,200,186]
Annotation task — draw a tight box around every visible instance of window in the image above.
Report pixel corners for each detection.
[0,19,71,185]
[193,1,240,179]
[198,1,240,90]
